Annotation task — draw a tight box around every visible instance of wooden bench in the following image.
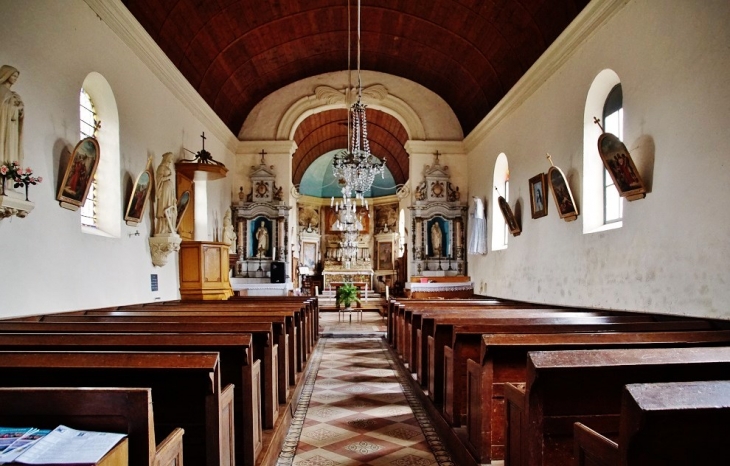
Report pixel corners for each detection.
[0,332,260,466]
[50,311,294,403]
[0,351,233,466]
[505,346,730,466]
[0,387,183,466]
[574,380,730,465]
[464,330,730,463]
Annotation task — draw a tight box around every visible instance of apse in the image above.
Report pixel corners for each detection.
[299,150,397,199]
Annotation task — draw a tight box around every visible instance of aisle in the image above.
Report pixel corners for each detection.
[277,312,454,466]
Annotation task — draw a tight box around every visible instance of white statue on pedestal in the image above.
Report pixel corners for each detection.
[222,210,236,250]
[0,65,24,165]
[154,152,177,236]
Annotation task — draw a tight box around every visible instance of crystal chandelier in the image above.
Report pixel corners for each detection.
[332,0,386,200]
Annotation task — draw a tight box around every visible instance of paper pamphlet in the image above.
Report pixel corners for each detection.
[0,425,126,465]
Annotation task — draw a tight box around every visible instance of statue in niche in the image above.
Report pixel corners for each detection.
[0,65,24,165]
[154,152,177,235]
[222,210,236,249]
[430,222,443,257]
[255,220,269,257]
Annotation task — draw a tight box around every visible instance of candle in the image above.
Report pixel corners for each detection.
[315,286,319,296]
[331,197,334,207]
[386,286,389,300]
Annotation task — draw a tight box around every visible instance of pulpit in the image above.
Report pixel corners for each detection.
[179,241,233,300]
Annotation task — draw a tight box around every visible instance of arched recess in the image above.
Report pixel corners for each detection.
[81,72,120,238]
[583,69,622,233]
[491,153,509,251]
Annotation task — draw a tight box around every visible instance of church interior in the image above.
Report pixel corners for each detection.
[1,0,729,465]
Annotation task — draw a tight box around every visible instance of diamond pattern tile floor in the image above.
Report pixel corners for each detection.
[277,312,454,466]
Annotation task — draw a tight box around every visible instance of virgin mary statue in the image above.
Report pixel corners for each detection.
[0,65,24,165]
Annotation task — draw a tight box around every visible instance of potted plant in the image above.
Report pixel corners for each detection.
[336,283,361,310]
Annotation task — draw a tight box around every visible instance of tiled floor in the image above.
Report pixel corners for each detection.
[278,312,454,466]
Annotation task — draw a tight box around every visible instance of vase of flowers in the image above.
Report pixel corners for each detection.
[0,161,13,196]
[12,164,42,202]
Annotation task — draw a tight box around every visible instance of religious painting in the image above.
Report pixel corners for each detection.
[325,206,369,234]
[548,165,579,221]
[426,217,450,258]
[498,196,521,236]
[124,167,153,226]
[529,173,548,219]
[57,137,100,209]
[298,204,320,232]
[300,240,318,270]
[598,132,647,201]
[374,203,398,233]
[377,241,393,271]
[249,216,272,258]
[175,190,191,232]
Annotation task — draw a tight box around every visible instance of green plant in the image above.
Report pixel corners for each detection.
[336,283,361,309]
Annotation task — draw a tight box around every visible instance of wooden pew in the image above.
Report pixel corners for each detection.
[427,314,673,406]
[49,311,293,403]
[574,380,730,466]
[0,332,261,466]
[506,346,730,466]
[0,351,233,466]
[143,297,317,359]
[465,330,730,463]
[0,387,184,466]
[113,302,308,373]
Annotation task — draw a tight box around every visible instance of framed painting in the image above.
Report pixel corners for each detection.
[377,240,393,271]
[598,132,646,201]
[325,206,369,234]
[529,173,548,219]
[300,240,318,270]
[547,165,579,221]
[57,137,100,210]
[175,190,191,232]
[124,167,153,225]
[498,196,521,236]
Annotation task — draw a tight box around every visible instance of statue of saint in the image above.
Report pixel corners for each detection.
[154,152,176,235]
[0,65,24,165]
[222,210,236,249]
[255,221,269,257]
[431,222,443,257]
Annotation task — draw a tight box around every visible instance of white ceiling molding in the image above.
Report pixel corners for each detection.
[404,140,466,156]
[463,0,630,153]
[83,0,238,153]
[276,84,426,141]
[237,140,299,156]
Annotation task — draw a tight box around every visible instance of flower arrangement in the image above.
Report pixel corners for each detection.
[1,161,42,201]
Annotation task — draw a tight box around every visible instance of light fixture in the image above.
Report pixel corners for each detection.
[330,0,384,267]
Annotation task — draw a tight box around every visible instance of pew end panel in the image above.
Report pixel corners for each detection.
[573,422,618,466]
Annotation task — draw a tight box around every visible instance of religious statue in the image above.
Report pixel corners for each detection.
[431,222,443,257]
[154,152,177,235]
[255,220,268,257]
[222,210,236,249]
[0,65,24,165]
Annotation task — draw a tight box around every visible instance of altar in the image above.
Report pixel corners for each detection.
[322,266,374,289]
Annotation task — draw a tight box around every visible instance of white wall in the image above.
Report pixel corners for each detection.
[0,0,234,316]
[466,0,730,318]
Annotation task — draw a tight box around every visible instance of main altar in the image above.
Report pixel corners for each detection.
[322,263,374,290]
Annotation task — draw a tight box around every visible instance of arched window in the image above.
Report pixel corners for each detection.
[79,88,98,228]
[398,209,406,257]
[602,84,623,223]
[80,73,121,237]
[583,70,622,233]
[491,153,509,251]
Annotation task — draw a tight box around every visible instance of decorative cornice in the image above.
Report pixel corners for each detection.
[404,140,465,155]
[463,0,630,152]
[83,0,238,153]
[236,140,298,155]
[276,84,426,140]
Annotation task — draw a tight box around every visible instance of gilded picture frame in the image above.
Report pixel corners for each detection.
[175,190,191,232]
[529,173,548,219]
[547,165,579,221]
[124,167,153,225]
[498,196,521,236]
[597,132,646,201]
[57,137,100,209]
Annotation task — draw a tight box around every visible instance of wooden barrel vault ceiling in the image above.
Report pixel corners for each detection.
[122,0,589,189]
